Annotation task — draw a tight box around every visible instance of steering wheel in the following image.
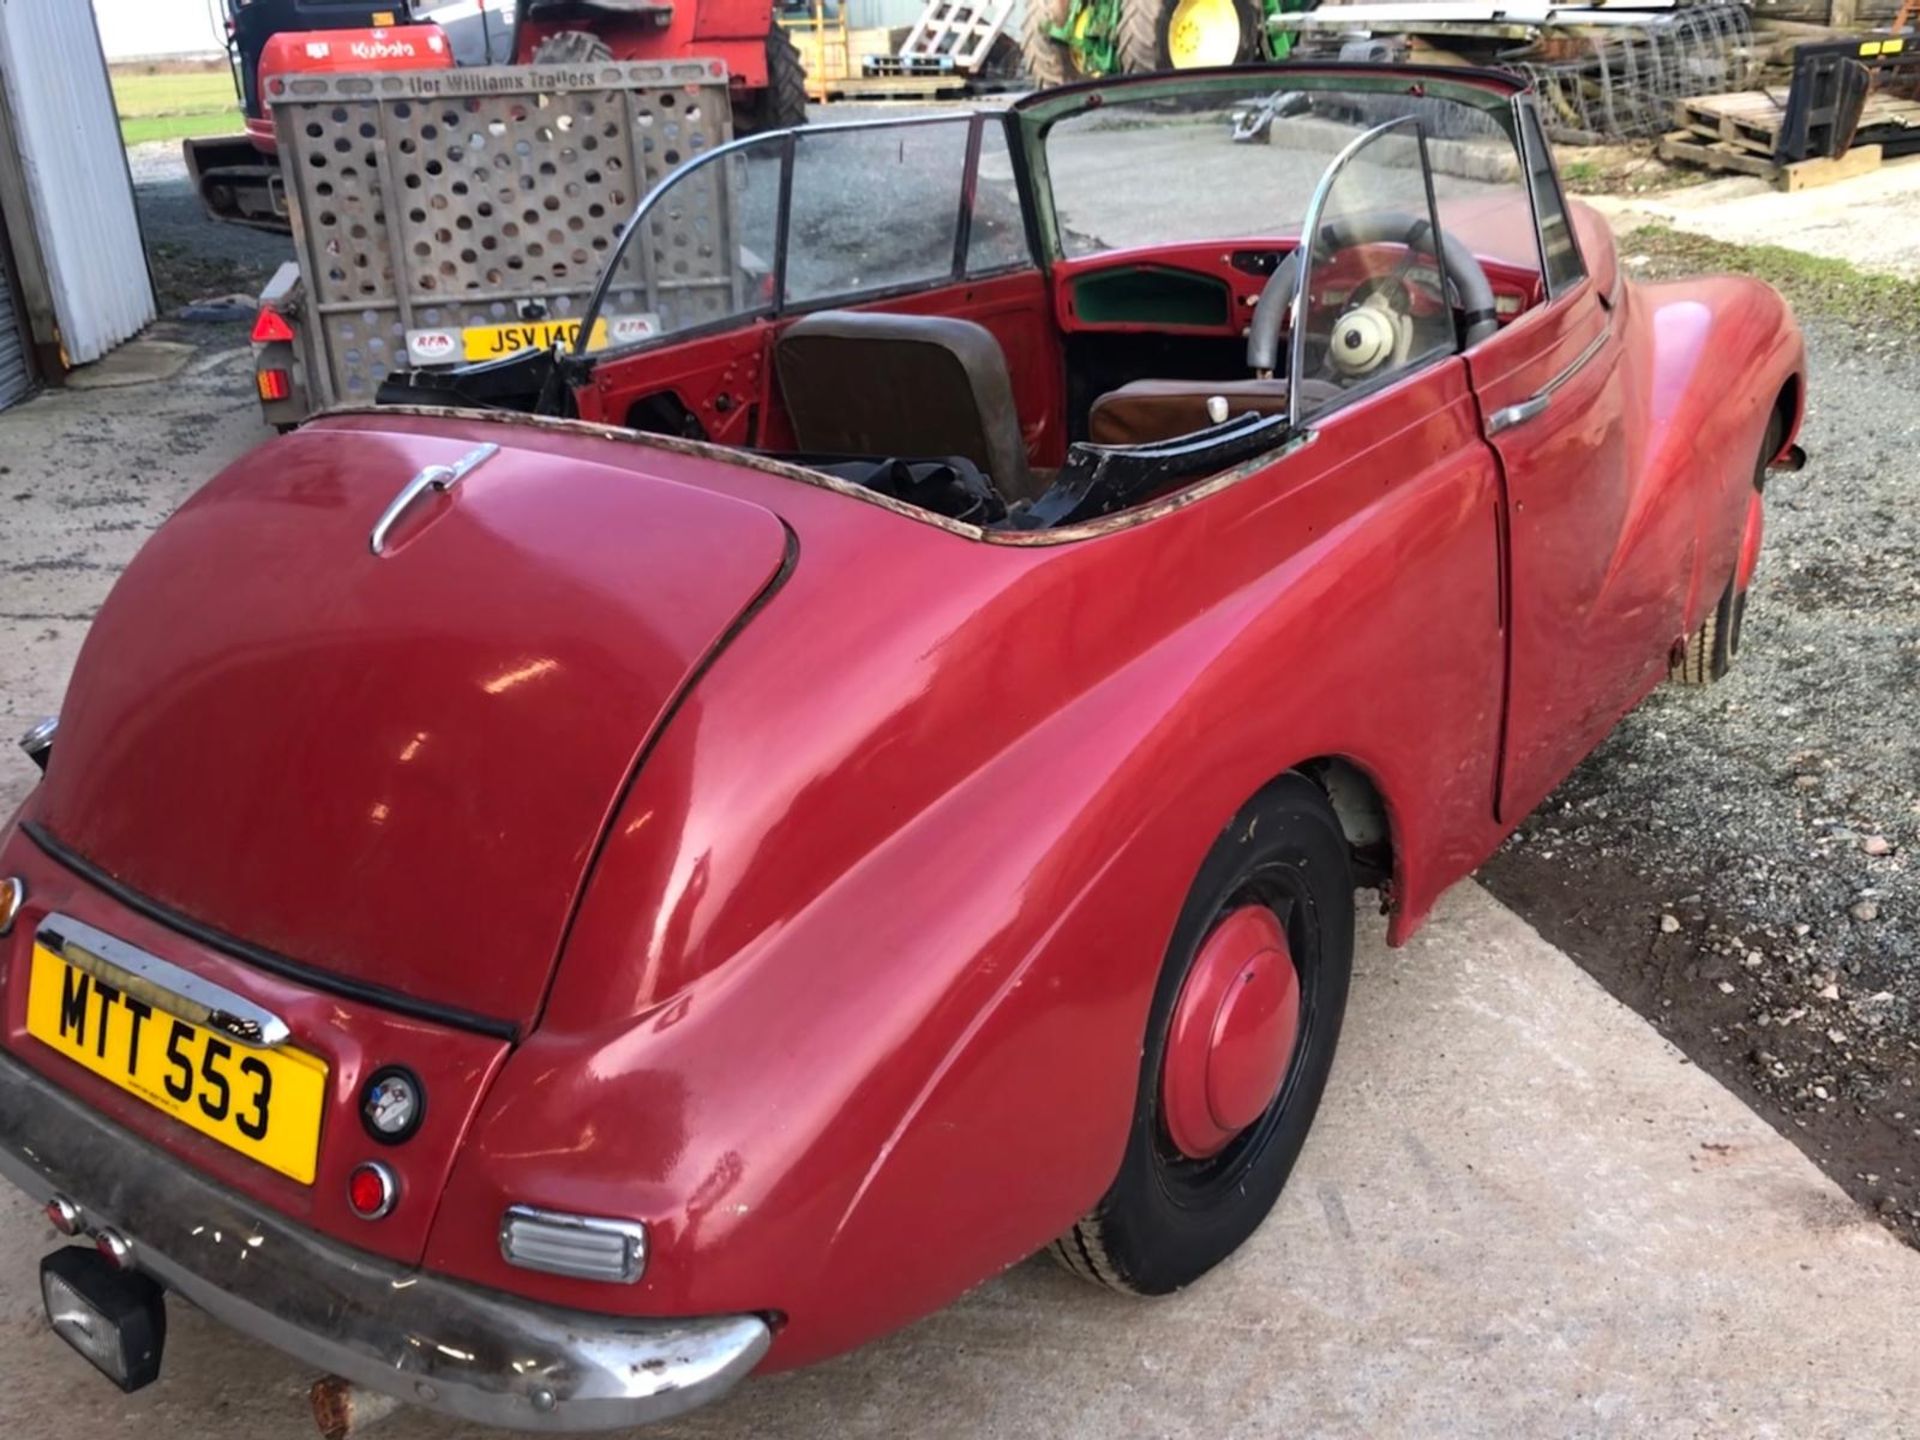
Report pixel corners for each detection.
[1245,211,1500,379]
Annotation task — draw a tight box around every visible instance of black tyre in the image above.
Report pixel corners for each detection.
[734,28,810,135]
[1113,0,1161,73]
[1020,0,1073,88]
[1021,0,1158,84]
[1669,572,1735,686]
[1669,414,1780,687]
[1051,773,1355,1295]
[531,29,614,63]
[1157,0,1259,69]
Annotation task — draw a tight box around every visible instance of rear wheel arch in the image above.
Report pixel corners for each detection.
[1294,755,1397,898]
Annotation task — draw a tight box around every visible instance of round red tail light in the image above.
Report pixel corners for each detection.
[44,1195,81,1236]
[347,1162,397,1221]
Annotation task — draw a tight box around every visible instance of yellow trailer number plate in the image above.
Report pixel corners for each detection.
[25,945,328,1184]
[462,318,609,360]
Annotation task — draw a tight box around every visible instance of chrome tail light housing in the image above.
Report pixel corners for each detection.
[500,1206,647,1285]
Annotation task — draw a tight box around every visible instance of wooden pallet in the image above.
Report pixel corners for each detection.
[1675,89,1793,153]
[1658,132,1884,190]
[1675,87,1920,156]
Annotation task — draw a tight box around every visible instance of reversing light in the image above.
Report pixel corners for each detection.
[500,1205,648,1284]
[0,876,22,936]
[347,1162,398,1221]
[250,307,296,344]
[257,368,293,403]
[360,1067,424,1144]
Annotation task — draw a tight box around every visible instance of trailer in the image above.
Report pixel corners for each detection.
[249,59,740,429]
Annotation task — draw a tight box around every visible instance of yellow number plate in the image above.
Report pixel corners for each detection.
[25,946,328,1184]
[462,318,608,360]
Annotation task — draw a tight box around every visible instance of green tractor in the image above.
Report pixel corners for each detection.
[1019,0,1311,84]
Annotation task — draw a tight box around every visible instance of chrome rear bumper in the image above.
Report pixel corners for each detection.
[0,1048,769,1431]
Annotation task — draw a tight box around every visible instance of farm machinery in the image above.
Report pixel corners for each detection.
[1018,0,1315,86]
[186,0,805,231]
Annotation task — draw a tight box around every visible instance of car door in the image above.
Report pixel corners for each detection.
[1469,98,1688,824]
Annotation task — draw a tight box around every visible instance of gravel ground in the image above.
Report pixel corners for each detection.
[124,141,291,316]
[1480,260,1920,1245]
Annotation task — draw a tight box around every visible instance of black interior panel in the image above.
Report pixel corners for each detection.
[1063,332,1249,442]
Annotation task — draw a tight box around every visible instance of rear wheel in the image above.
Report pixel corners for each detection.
[1050,773,1354,1295]
[1158,0,1260,69]
[1669,415,1780,687]
[1669,574,1735,686]
[734,28,810,135]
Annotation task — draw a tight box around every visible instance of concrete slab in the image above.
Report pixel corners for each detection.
[0,359,268,817]
[1,884,1914,1439]
[1590,154,1920,278]
[61,339,197,391]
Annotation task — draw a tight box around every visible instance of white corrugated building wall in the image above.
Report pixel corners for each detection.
[0,0,156,409]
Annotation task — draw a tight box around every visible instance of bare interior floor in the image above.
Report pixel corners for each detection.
[0,883,1914,1438]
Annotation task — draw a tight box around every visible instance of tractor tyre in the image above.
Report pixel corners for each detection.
[531,29,614,63]
[1114,0,1162,73]
[1021,0,1074,88]
[1158,0,1260,69]
[735,28,810,135]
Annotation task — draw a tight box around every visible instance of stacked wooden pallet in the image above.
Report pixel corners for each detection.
[1659,87,1893,188]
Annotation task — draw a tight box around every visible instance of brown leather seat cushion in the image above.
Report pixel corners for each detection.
[1087,378,1341,447]
[774,310,1039,502]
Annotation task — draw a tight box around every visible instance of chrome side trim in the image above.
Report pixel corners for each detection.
[369,441,500,556]
[36,912,292,1049]
[1486,326,1610,437]
[0,1050,771,1432]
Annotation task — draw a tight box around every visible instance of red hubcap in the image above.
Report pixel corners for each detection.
[1161,905,1302,1160]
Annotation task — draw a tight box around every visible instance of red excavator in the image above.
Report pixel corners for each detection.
[186,0,807,230]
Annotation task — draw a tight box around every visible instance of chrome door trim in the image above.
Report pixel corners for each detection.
[1486,325,1609,436]
[36,913,292,1048]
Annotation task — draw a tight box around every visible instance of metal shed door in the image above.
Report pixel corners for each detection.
[0,210,29,410]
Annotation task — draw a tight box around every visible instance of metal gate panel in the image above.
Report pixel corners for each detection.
[272,63,735,405]
[0,218,28,409]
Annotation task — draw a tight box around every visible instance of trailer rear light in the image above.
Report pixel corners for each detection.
[0,876,22,935]
[251,307,296,344]
[257,368,292,403]
[500,1206,648,1284]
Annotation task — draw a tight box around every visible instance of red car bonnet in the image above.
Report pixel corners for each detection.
[33,417,791,1035]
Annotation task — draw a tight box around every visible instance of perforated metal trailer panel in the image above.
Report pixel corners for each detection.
[270,62,737,406]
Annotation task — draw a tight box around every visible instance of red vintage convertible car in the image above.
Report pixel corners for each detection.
[0,65,1802,1431]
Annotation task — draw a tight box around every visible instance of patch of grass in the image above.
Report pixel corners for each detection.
[120,112,241,146]
[109,66,238,147]
[1620,223,1920,331]
[110,70,237,118]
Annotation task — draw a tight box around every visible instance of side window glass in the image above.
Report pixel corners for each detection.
[1294,118,1456,424]
[785,121,971,307]
[1520,104,1586,295]
[591,137,781,346]
[966,119,1032,276]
